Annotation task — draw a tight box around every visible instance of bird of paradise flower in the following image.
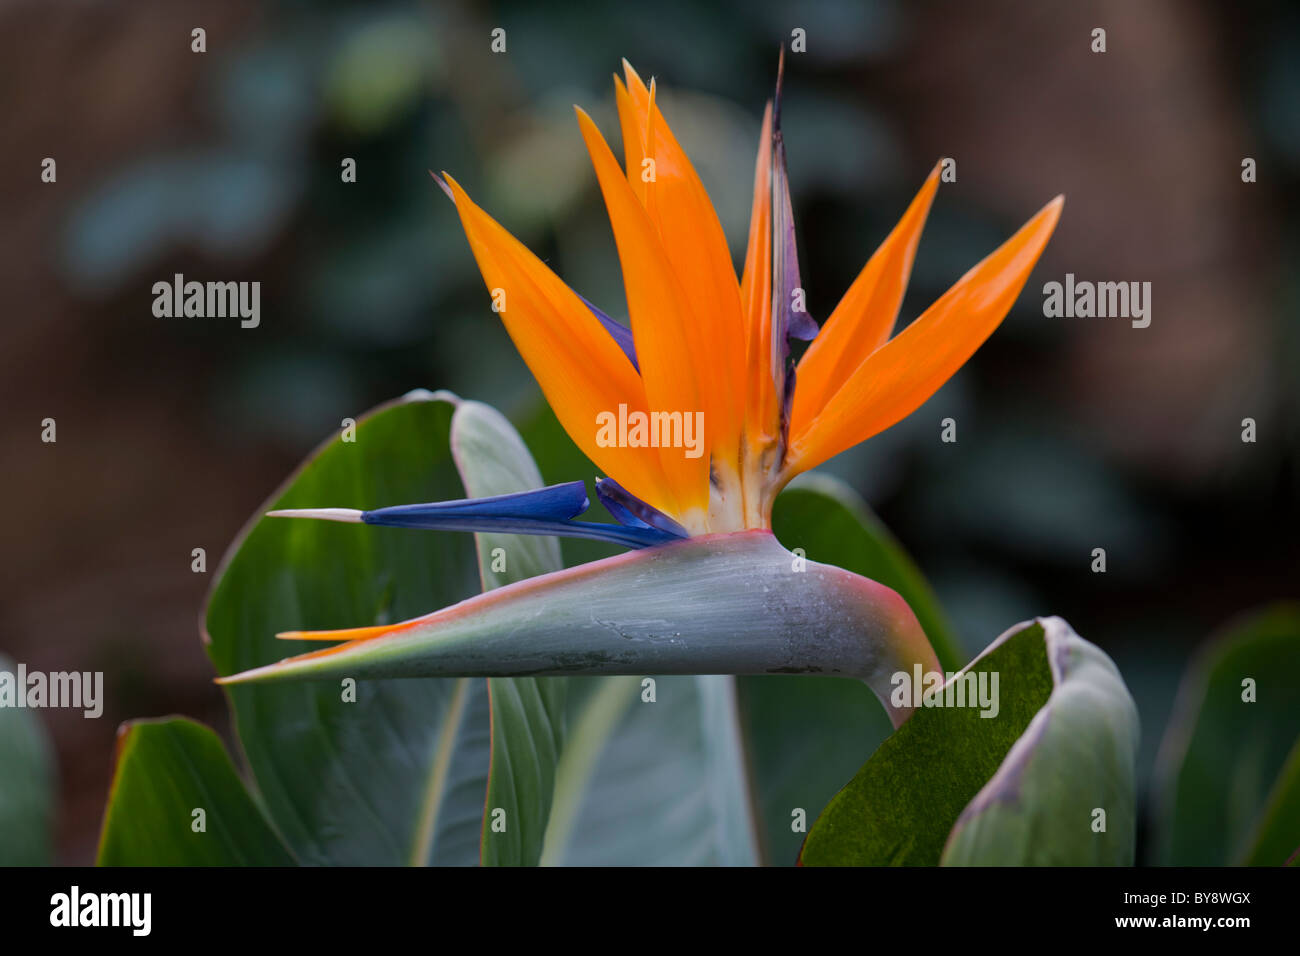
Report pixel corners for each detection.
[221,58,1062,724]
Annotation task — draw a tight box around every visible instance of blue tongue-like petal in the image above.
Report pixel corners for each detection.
[342,481,678,549]
[363,481,588,526]
[595,477,690,538]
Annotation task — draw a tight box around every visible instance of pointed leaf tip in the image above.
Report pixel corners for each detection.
[788,192,1064,474]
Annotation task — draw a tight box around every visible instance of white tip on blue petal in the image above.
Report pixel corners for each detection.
[267,508,364,522]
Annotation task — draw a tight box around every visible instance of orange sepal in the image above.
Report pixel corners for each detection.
[574,108,712,520]
[788,196,1064,474]
[794,162,942,424]
[740,101,776,451]
[618,62,746,469]
[443,173,678,515]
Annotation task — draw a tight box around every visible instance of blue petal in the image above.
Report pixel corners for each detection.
[772,56,820,345]
[535,520,680,549]
[360,481,679,549]
[363,481,588,527]
[595,477,689,538]
[577,292,639,372]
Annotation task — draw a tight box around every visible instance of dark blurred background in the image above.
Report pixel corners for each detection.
[2,0,1296,864]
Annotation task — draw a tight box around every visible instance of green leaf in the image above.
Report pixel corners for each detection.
[801,617,1138,865]
[0,655,55,866]
[97,717,294,866]
[739,473,959,864]
[1153,602,1300,865]
[203,389,562,865]
[1241,736,1300,866]
[739,675,892,865]
[539,675,762,866]
[940,620,1139,865]
[448,399,566,866]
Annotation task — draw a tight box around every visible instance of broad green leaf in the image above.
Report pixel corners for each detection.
[204,389,561,865]
[540,675,762,866]
[448,400,565,866]
[1241,736,1300,866]
[1153,603,1300,865]
[205,390,480,865]
[940,619,1139,865]
[738,675,892,865]
[97,717,294,866]
[743,473,960,864]
[801,617,1138,865]
[0,655,55,866]
[801,620,1052,866]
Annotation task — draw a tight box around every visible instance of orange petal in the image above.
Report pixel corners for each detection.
[618,62,746,469]
[788,196,1064,473]
[443,174,678,515]
[275,624,408,642]
[794,162,941,424]
[575,108,711,520]
[613,75,647,203]
[740,101,776,450]
[642,78,661,229]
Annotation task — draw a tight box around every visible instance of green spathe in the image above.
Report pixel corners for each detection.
[220,530,941,729]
